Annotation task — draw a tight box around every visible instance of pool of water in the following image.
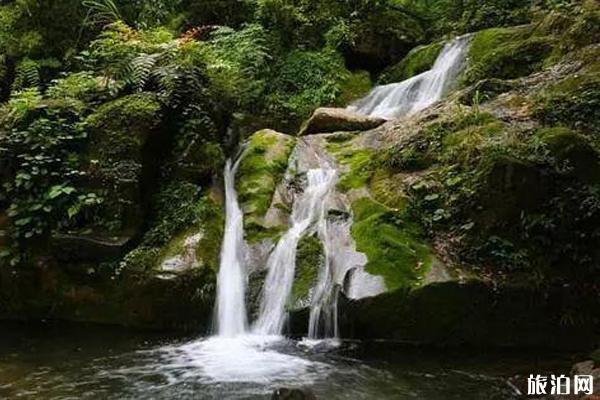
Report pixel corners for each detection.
[0,321,573,399]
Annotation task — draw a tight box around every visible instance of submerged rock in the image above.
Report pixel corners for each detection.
[299,107,385,136]
[272,388,317,400]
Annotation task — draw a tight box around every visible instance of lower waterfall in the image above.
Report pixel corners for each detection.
[253,163,337,335]
[214,158,247,337]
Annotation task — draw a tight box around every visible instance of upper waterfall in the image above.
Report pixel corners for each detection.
[348,35,471,120]
[214,158,248,337]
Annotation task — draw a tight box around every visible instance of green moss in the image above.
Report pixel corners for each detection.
[442,119,505,163]
[46,72,111,108]
[463,26,555,85]
[535,127,600,183]
[380,41,444,84]
[335,70,372,106]
[351,198,433,290]
[369,170,409,210]
[292,234,323,304]
[326,139,374,192]
[237,129,295,237]
[534,72,600,135]
[121,193,224,273]
[556,5,600,56]
[85,93,162,162]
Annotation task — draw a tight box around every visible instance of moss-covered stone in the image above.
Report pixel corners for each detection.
[236,129,295,239]
[463,26,555,85]
[291,234,323,306]
[534,72,600,135]
[121,192,224,273]
[326,138,374,192]
[380,41,444,84]
[458,78,516,105]
[535,127,600,183]
[83,93,163,235]
[369,170,409,210]
[351,197,433,290]
[475,155,549,230]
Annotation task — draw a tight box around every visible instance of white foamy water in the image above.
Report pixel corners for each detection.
[253,165,338,335]
[173,336,327,384]
[214,159,248,337]
[349,35,470,120]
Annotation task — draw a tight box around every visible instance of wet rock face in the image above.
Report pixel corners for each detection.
[298,107,385,136]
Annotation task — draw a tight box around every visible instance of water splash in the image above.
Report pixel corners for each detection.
[349,35,471,120]
[214,158,247,337]
[253,165,337,335]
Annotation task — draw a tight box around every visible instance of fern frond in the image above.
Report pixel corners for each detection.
[125,53,160,91]
[11,59,40,91]
[82,0,122,26]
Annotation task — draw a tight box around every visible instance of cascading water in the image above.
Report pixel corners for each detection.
[214,158,247,337]
[253,163,337,336]
[348,34,471,120]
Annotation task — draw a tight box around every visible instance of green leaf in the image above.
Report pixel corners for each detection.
[424,193,440,202]
[15,217,32,226]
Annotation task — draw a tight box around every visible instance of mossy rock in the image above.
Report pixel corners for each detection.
[338,280,597,348]
[236,129,295,238]
[121,193,224,274]
[82,93,163,234]
[85,93,162,162]
[459,78,516,105]
[379,41,444,84]
[351,197,433,291]
[555,4,600,56]
[534,72,600,135]
[536,127,600,183]
[463,26,555,85]
[475,155,550,229]
[291,234,323,307]
[326,138,374,192]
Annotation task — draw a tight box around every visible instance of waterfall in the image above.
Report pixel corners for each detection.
[214,158,248,337]
[307,215,341,339]
[348,34,471,120]
[253,164,337,336]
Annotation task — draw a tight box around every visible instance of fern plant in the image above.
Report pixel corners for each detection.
[82,0,123,26]
[11,58,41,91]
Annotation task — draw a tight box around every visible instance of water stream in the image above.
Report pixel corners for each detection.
[253,161,337,335]
[349,34,471,119]
[214,158,247,337]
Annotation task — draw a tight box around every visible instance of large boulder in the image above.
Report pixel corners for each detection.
[272,388,317,400]
[236,129,296,236]
[299,108,385,136]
